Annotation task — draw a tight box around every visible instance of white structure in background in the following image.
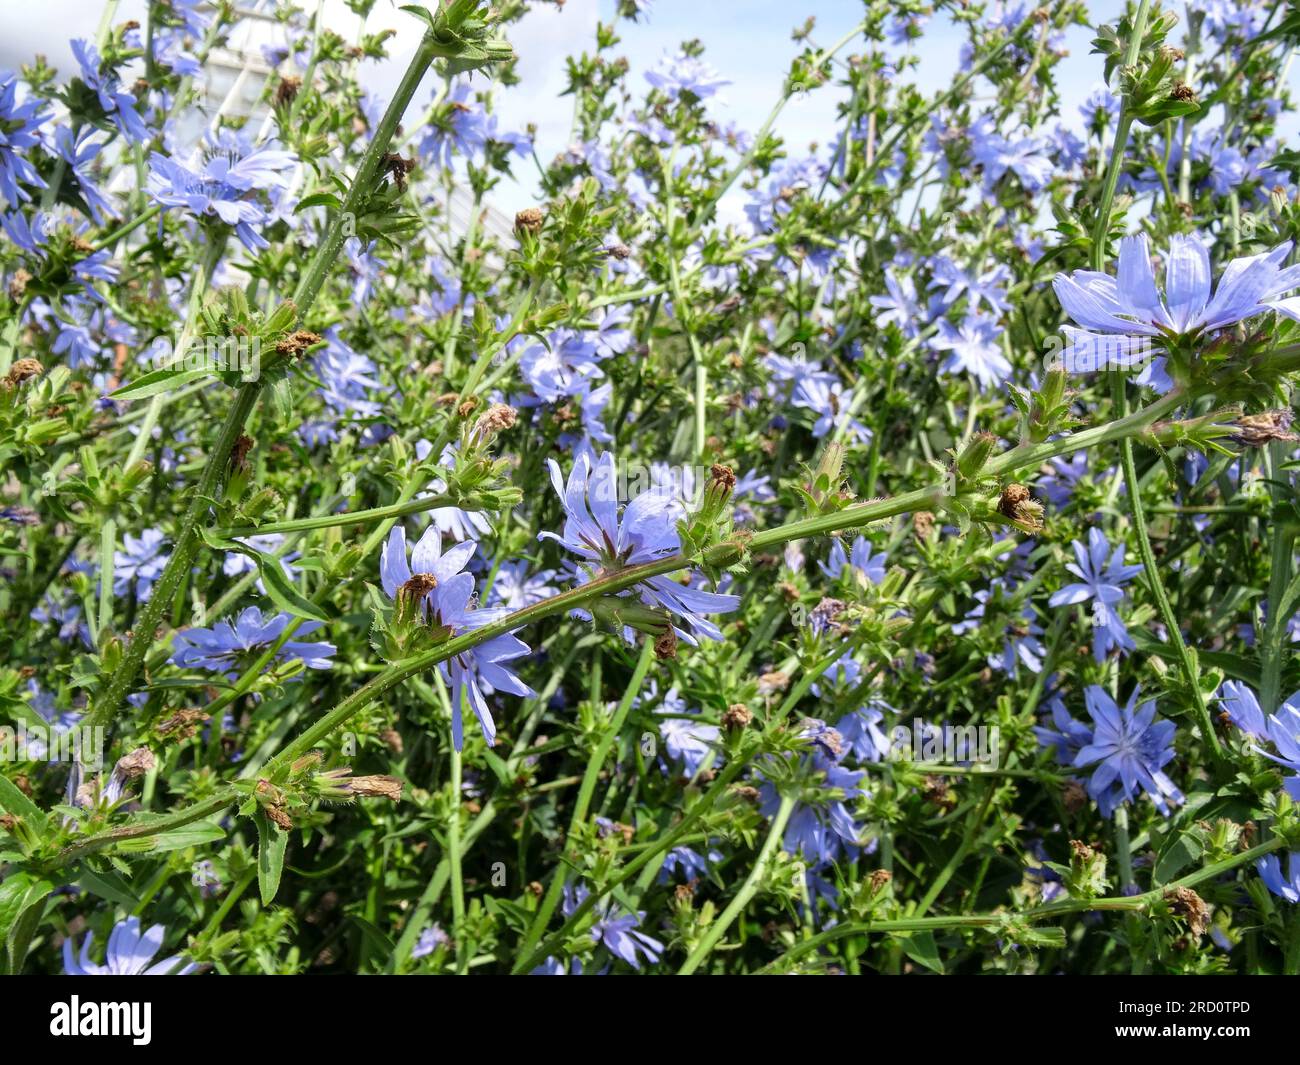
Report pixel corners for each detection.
[194,1,511,244]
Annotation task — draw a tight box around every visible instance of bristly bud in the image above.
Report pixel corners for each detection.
[242,486,281,522]
[121,460,153,495]
[802,440,848,511]
[1066,839,1108,898]
[1232,410,1297,447]
[698,462,736,524]
[955,431,998,480]
[812,440,845,487]
[591,596,672,638]
[1027,367,1071,441]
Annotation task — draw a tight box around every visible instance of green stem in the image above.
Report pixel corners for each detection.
[513,638,655,969]
[1260,440,1296,714]
[677,794,796,975]
[1114,378,1224,762]
[56,389,1200,865]
[1089,0,1152,273]
[84,30,446,736]
[217,492,454,538]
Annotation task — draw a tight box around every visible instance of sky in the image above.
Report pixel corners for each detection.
[3,0,1296,220]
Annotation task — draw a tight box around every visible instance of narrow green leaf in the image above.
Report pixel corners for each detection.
[255,810,289,906]
[111,367,210,400]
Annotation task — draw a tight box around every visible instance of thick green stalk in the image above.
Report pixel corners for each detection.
[1260,440,1296,714]
[55,389,1202,866]
[1113,380,1224,761]
[1089,0,1152,272]
[85,30,445,735]
[1087,0,1221,760]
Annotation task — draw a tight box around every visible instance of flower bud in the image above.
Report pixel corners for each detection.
[955,431,998,480]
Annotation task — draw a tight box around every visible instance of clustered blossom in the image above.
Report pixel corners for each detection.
[381,525,533,749]
[540,451,738,644]
[561,885,663,970]
[1053,234,1300,374]
[1037,686,1183,819]
[1048,529,1143,662]
[3,0,1300,979]
[759,719,869,870]
[147,130,297,251]
[1217,681,1300,799]
[171,607,336,678]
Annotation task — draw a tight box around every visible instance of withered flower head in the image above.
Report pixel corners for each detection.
[112,747,156,781]
[1165,886,1210,937]
[1232,410,1297,447]
[5,358,44,387]
[275,75,302,107]
[722,703,753,731]
[275,330,323,359]
[514,206,545,236]
[998,483,1044,532]
[347,775,404,802]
